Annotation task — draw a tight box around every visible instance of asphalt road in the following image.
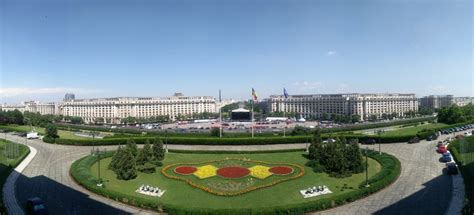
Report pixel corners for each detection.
[317,132,468,215]
[3,130,467,215]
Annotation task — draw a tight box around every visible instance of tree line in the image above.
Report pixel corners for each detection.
[438,104,474,124]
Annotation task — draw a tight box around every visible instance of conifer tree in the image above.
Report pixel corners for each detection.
[152,137,166,161]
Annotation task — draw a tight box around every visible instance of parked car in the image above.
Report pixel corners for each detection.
[437,145,448,154]
[427,135,438,141]
[408,137,420,144]
[27,132,39,139]
[441,152,453,162]
[464,131,472,137]
[323,138,336,143]
[436,141,445,148]
[446,162,459,175]
[361,139,376,145]
[26,197,49,215]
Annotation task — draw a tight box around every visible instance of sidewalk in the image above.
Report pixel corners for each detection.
[445,165,465,215]
[2,145,37,215]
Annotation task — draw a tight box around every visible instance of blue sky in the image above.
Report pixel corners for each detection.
[1,0,472,103]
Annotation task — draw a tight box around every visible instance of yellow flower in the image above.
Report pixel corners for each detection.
[193,165,218,179]
[249,165,272,179]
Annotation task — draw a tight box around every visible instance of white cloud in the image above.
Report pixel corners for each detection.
[337,83,350,92]
[292,81,325,94]
[291,81,351,94]
[0,87,100,98]
[326,51,337,56]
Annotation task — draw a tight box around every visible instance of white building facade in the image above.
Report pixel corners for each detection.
[265,93,418,121]
[24,101,59,115]
[61,95,217,124]
[1,101,58,115]
[454,97,474,107]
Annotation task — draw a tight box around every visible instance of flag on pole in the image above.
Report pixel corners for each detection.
[283,88,289,99]
[252,88,258,101]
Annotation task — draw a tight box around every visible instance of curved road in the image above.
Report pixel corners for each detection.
[3,132,463,215]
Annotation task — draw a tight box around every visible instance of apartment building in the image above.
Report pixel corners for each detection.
[1,101,58,115]
[265,93,418,121]
[419,95,454,109]
[61,94,217,124]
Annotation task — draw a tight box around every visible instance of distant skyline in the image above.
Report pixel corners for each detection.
[1,0,473,104]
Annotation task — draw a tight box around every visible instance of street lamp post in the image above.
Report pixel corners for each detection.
[365,146,370,187]
[98,148,101,182]
[90,131,98,155]
[377,130,382,155]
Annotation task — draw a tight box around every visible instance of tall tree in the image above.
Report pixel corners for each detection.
[308,128,322,160]
[125,139,138,157]
[109,146,124,171]
[116,148,137,180]
[136,139,152,165]
[45,123,59,138]
[152,137,166,161]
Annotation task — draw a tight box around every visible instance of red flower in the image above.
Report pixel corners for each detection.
[174,166,197,175]
[269,166,293,175]
[217,167,250,179]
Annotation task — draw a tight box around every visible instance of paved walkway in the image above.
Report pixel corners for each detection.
[2,144,37,215]
[2,131,468,215]
[445,161,466,215]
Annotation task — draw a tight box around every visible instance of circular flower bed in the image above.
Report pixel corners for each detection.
[217,166,250,179]
[269,166,293,175]
[175,166,197,175]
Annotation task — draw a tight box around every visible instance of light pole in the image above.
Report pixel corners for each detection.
[97,148,103,187]
[365,146,370,187]
[377,130,382,155]
[90,131,98,155]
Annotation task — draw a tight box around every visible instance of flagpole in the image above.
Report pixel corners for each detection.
[283,98,286,137]
[219,89,222,138]
[251,100,254,138]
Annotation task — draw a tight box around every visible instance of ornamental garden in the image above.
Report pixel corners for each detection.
[71,130,401,214]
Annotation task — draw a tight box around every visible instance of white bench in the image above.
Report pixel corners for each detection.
[136,185,166,197]
[300,186,332,198]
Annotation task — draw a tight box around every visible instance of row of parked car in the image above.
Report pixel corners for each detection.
[435,138,459,175]
[436,126,474,175]
[440,124,474,135]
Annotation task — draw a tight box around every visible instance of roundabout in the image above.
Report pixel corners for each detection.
[0,131,459,215]
[71,149,399,214]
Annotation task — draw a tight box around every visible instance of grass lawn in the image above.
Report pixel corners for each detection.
[90,152,381,210]
[0,124,112,140]
[378,123,448,137]
[0,124,45,134]
[0,139,30,212]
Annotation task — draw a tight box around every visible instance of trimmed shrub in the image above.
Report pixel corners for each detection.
[137,163,156,174]
[416,129,435,140]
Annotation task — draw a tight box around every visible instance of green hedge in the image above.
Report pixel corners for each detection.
[320,117,436,133]
[70,150,401,214]
[47,136,311,145]
[45,133,417,146]
[448,139,474,214]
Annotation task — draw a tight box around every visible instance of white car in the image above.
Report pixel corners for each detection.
[27,132,39,139]
[464,132,472,136]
